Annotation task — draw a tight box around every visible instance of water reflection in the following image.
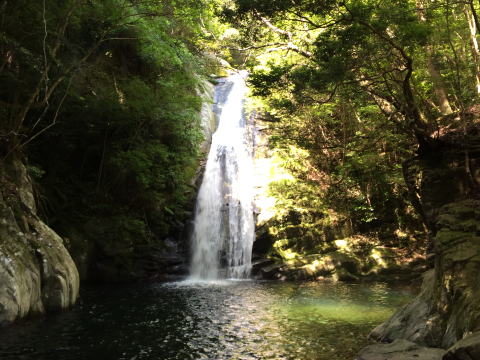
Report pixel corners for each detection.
[0,281,414,360]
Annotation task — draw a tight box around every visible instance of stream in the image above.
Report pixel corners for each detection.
[0,280,414,360]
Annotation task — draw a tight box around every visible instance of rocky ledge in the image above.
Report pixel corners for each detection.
[251,242,426,282]
[357,331,480,360]
[356,339,445,360]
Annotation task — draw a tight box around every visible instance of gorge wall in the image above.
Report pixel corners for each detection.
[365,122,480,357]
[0,158,79,324]
[0,79,216,323]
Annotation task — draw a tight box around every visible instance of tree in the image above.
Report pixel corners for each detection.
[221,0,480,255]
[0,0,223,278]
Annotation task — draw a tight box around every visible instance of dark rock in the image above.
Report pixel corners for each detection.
[335,268,359,282]
[369,269,443,346]
[252,223,275,257]
[443,332,480,360]
[134,240,188,278]
[260,262,286,279]
[357,339,445,360]
[251,258,274,275]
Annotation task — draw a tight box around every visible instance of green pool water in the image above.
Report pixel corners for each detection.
[0,280,415,360]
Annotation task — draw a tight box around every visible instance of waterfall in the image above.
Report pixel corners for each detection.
[189,71,255,280]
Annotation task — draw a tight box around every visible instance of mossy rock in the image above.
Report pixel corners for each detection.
[440,200,478,218]
[435,230,470,248]
[334,268,359,282]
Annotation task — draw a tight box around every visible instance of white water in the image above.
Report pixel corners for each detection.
[190,72,255,280]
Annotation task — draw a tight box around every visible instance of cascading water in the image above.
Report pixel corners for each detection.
[190,71,255,280]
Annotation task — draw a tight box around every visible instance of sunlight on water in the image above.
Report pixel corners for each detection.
[170,279,247,287]
[0,281,417,360]
[275,302,397,323]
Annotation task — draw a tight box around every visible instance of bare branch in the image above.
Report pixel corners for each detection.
[227,43,286,51]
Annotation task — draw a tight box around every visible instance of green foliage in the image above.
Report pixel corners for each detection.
[0,0,222,268]
[228,0,462,257]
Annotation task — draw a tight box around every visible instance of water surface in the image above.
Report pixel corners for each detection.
[0,280,414,360]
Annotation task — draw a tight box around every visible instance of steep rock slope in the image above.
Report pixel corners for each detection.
[369,124,480,349]
[0,158,79,324]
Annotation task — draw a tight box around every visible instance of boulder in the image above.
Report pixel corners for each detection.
[443,332,480,360]
[260,262,286,279]
[357,339,445,360]
[0,159,79,324]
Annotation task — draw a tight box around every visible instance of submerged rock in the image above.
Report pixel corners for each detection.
[356,339,445,360]
[0,159,79,324]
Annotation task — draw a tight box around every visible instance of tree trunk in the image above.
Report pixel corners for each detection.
[464,5,480,95]
[416,0,454,114]
[426,47,454,114]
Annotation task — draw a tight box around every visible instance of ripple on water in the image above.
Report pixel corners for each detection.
[0,281,416,360]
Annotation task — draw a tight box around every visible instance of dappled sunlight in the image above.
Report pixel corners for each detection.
[307,259,321,273]
[276,246,299,260]
[370,249,387,268]
[253,153,291,224]
[334,239,348,248]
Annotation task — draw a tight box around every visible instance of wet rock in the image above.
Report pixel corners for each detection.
[128,239,188,281]
[356,339,445,360]
[369,269,442,346]
[251,258,274,276]
[198,79,216,154]
[0,160,79,324]
[334,267,359,282]
[443,332,480,360]
[260,262,286,279]
[370,119,480,348]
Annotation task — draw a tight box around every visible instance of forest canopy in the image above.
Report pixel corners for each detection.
[0,0,226,277]
[1,0,479,271]
[218,0,480,258]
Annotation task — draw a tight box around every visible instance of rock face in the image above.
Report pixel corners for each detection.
[369,125,480,348]
[356,339,445,360]
[0,158,79,324]
[443,331,480,360]
[369,269,440,344]
[198,79,216,154]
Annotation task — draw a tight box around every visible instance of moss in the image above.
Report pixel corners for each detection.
[436,214,459,229]
[436,230,471,247]
[440,200,478,218]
